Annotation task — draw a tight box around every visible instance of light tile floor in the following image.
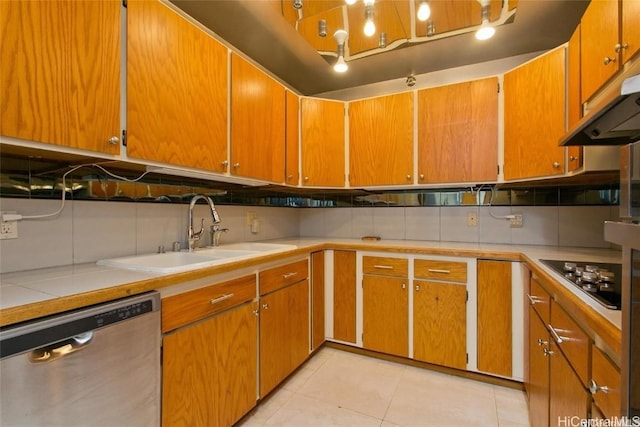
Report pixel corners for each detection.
[239,347,530,427]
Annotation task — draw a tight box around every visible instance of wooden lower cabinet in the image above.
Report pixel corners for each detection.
[311,251,325,350]
[363,275,408,357]
[528,307,550,427]
[477,260,512,377]
[413,280,466,369]
[333,250,357,343]
[162,302,257,427]
[548,341,589,425]
[259,279,310,397]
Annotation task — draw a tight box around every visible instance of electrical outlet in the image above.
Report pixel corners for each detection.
[510,214,523,228]
[467,212,477,227]
[1,219,18,239]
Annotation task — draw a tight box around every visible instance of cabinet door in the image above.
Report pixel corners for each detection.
[363,275,408,357]
[417,78,498,183]
[333,250,357,343]
[477,260,512,377]
[504,47,566,180]
[622,0,640,64]
[127,0,227,172]
[567,24,582,172]
[285,90,300,186]
[549,342,589,424]
[413,280,466,369]
[231,54,285,183]
[580,0,619,102]
[162,302,257,427]
[311,251,325,350]
[301,98,345,187]
[259,280,309,397]
[528,308,550,427]
[1,0,120,154]
[349,92,414,186]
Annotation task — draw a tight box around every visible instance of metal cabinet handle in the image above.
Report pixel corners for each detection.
[527,294,542,305]
[233,163,240,168]
[614,43,628,53]
[543,348,554,357]
[304,176,309,182]
[210,293,234,304]
[548,325,566,344]
[282,272,298,279]
[537,338,548,346]
[428,268,450,274]
[569,156,578,162]
[415,284,420,291]
[287,174,294,180]
[401,283,406,289]
[419,174,424,180]
[108,136,119,145]
[552,161,561,168]
[29,332,94,363]
[221,160,229,168]
[589,379,609,395]
[373,265,393,270]
[406,174,412,180]
[262,303,269,310]
[603,56,617,65]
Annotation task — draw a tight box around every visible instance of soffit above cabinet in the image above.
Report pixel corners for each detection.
[169,0,589,96]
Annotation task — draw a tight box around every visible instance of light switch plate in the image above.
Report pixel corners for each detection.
[467,212,477,227]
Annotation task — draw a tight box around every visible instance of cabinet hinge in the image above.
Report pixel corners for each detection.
[466,353,469,364]
[497,82,500,93]
[497,165,500,175]
[466,291,468,303]
[160,346,163,366]
[122,130,127,147]
[122,0,127,7]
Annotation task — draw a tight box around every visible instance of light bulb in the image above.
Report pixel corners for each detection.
[364,19,376,36]
[475,20,495,40]
[417,1,431,21]
[334,56,348,72]
[345,0,356,4]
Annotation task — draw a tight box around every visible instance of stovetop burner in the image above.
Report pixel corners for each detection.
[539,259,622,310]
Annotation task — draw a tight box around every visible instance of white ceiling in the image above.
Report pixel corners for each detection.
[169,0,589,96]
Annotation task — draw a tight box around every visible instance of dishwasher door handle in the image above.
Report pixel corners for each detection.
[29,332,94,363]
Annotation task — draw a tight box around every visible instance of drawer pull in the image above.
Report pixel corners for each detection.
[210,293,234,305]
[588,379,609,395]
[548,325,566,344]
[527,294,543,305]
[428,268,450,274]
[282,272,298,279]
[373,265,394,270]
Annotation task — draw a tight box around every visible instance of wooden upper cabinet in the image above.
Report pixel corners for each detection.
[504,47,566,181]
[349,92,414,187]
[127,0,228,172]
[567,24,582,173]
[417,77,498,184]
[580,0,619,103]
[301,98,345,187]
[285,90,300,186]
[621,0,640,64]
[231,54,286,183]
[1,0,120,154]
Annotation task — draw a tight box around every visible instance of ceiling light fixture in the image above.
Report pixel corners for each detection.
[345,0,357,5]
[426,20,435,37]
[475,2,495,40]
[417,1,431,22]
[318,19,327,37]
[379,32,387,48]
[333,29,349,73]
[363,0,375,37]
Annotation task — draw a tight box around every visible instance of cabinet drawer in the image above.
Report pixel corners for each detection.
[590,345,620,419]
[259,259,309,296]
[529,277,551,324]
[363,256,408,277]
[549,301,590,386]
[162,274,256,332]
[414,259,466,282]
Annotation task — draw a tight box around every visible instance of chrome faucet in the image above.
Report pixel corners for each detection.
[188,195,221,252]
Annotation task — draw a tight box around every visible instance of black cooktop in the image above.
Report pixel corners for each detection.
[540,259,622,310]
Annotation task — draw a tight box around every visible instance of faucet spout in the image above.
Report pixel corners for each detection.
[188,195,222,251]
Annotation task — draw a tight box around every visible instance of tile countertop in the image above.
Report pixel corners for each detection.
[0,238,622,331]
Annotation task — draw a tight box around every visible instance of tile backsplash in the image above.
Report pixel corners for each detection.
[0,198,619,274]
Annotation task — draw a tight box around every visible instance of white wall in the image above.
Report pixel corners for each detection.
[299,205,619,247]
[0,198,299,273]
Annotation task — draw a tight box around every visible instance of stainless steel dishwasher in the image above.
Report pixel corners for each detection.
[0,291,161,427]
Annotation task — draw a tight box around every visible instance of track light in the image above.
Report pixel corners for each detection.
[345,0,356,4]
[363,0,375,36]
[333,30,348,73]
[475,3,495,40]
[417,1,431,21]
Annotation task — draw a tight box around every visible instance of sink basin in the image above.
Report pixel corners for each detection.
[97,243,297,273]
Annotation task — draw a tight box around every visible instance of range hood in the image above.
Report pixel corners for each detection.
[561,73,640,146]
